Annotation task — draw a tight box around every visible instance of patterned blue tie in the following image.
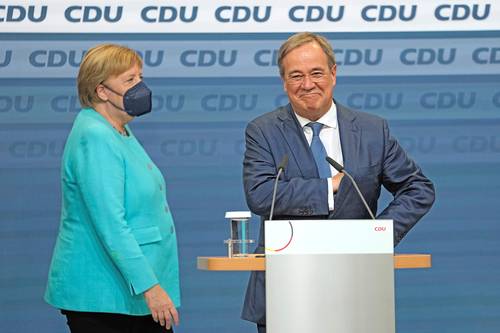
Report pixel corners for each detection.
[307,122,331,178]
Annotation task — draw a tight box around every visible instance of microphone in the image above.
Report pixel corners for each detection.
[269,155,288,221]
[325,156,375,220]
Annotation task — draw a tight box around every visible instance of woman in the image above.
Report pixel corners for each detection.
[45,44,180,332]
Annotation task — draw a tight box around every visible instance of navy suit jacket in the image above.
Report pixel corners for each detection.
[241,101,435,324]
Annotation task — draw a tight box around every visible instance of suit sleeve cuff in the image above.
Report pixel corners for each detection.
[327,178,334,211]
[123,256,159,295]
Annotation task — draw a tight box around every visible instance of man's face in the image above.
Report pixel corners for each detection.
[282,42,336,121]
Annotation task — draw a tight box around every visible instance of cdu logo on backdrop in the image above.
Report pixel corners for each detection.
[215,6,271,23]
[420,92,476,109]
[152,95,185,113]
[0,50,12,67]
[141,6,198,23]
[26,49,164,68]
[289,6,344,22]
[334,49,383,66]
[64,6,122,22]
[9,140,64,159]
[361,5,417,22]
[0,5,47,22]
[254,49,278,67]
[434,4,490,21]
[472,47,500,64]
[161,139,218,157]
[400,48,456,65]
[201,94,258,112]
[0,96,34,113]
[346,93,403,111]
[180,50,238,67]
[29,50,85,68]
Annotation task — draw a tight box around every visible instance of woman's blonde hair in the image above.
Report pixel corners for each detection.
[77,44,143,108]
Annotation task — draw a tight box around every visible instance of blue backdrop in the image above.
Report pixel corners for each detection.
[1,7,500,333]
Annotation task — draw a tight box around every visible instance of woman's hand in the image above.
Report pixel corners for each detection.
[144,284,179,329]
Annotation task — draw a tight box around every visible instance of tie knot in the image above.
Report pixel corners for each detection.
[307,122,323,137]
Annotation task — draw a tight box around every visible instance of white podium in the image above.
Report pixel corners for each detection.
[265,219,395,333]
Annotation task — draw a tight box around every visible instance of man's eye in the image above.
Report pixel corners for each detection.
[311,72,324,78]
[290,75,303,81]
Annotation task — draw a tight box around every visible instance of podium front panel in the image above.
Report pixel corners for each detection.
[265,220,395,333]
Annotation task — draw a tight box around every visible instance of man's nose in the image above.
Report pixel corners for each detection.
[301,75,315,89]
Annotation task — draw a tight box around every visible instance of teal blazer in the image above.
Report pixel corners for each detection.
[45,108,180,315]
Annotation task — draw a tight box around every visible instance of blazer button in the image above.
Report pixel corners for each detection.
[147,163,153,170]
[164,206,169,213]
[170,226,174,234]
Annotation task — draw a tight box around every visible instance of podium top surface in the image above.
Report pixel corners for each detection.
[197,254,431,271]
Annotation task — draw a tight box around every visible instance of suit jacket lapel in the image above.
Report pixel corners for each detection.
[337,102,359,173]
[277,104,319,178]
[333,102,360,215]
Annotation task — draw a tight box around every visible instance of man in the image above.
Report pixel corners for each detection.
[241,32,435,333]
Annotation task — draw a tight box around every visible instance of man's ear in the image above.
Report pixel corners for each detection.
[330,64,337,86]
[282,77,288,94]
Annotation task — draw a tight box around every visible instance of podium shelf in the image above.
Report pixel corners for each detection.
[197,254,431,271]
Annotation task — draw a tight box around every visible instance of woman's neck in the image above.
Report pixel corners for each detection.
[93,104,130,135]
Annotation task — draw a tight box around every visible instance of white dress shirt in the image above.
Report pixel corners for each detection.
[294,103,344,211]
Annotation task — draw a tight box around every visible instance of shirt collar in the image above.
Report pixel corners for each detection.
[294,101,338,129]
